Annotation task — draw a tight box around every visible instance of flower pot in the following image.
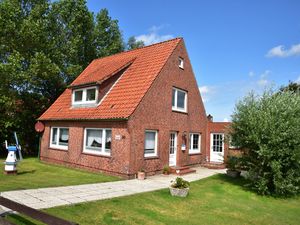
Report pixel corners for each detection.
[137,171,145,180]
[226,169,241,178]
[169,187,189,197]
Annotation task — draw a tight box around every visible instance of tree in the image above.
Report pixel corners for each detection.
[0,0,126,154]
[50,0,96,83]
[127,36,145,50]
[94,8,124,57]
[279,81,300,94]
[230,90,300,196]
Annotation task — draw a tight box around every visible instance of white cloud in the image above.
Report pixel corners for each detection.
[296,75,300,84]
[257,70,271,86]
[266,43,300,58]
[248,71,255,77]
[199,86,212,103]
[135,25,174,45]
[223,118,229,122]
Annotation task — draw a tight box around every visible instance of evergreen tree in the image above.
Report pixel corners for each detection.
[0,0,126,154]
[94,8,124,57]
[127,36,145,50]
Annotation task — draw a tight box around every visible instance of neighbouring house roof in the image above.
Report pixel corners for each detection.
[39,38,182,121]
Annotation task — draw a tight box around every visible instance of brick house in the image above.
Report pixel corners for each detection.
[38,38,233,178]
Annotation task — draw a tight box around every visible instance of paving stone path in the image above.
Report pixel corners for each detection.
[0,167,225,214]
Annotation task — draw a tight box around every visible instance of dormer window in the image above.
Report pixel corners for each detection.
[179,57,184,69]
[72,86,98,106]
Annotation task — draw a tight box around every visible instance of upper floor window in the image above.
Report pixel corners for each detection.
[72,86,98,105]
[179,57,184,69]
[189,133,201,154]
[50,127,69,150]
[172,87,187,113]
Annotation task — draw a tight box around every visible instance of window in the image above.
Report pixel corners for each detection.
[172,87,187,112]
[189,133,201,154]
[144,130,158,157]
[72,87,98,105]
[86,88,96,101]
[50,127,69,150]
[179,57,184,69]
[74,90,83,102]
[83,128,111,156]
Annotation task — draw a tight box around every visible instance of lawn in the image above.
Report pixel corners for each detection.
[6,174,300,225]
[0,158,120,192]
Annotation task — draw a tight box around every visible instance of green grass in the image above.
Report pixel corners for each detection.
[0,157,120,192]
[6,174,300,225]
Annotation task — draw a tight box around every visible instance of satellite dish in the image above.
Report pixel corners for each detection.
[35,121,45,133]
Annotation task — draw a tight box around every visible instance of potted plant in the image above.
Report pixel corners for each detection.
[226,156,241,178]
[162,165,170,175]
[169,177,190,197]
[137,168,145,180]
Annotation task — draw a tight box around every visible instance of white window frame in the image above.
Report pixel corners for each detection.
[172,87,188,113]
[179,57,184,69]
[144,130,158,157]
[189,133,201,154]
[50,127,69,150]
[72,86,98,105]
[83,128,111,156]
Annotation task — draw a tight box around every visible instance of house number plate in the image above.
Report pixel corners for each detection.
[115,135,122,140]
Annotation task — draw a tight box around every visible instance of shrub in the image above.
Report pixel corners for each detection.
[163,165,170,174]
[230,90,300,196]
[171,177,190,189]
[226,156,241,171]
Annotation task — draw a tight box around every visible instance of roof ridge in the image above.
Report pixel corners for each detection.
[94,37,183,61]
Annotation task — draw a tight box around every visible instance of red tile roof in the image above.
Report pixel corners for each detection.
[39,38,182,121]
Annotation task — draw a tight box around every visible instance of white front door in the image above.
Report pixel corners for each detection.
[169,132,177,166]
[210,133,224,163]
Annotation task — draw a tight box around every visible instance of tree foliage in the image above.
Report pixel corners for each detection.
[0,0,125,154]
[279,81,300,94]
[127,36,145,50]
[230,90,300,196]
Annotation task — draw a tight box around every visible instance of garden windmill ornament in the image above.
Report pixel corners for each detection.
[4,132,23,174]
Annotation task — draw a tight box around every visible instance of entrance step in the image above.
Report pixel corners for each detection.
[202,162,226,169]
[170,166,196,176]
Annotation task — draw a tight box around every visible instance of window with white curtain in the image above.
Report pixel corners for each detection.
[50,127,69,150]
[144,130,158,157]
[83,128,111,156]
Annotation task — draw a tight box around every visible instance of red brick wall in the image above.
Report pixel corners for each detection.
[40,40,211,177]
[40,120,132,178]
[128,40,208,174]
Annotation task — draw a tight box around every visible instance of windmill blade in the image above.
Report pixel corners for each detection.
[14,132,23,161]
[14,132,19,146]
[18,145,23,161]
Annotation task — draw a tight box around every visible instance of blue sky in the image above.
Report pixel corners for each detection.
[87,0,300,121]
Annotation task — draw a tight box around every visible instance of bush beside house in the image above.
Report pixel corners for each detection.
[230,90,300,196]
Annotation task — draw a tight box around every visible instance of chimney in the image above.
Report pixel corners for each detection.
[207,114,213,122]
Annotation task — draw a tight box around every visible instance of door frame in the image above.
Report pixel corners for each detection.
[169,132,177,166]
[210,133,225,163]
